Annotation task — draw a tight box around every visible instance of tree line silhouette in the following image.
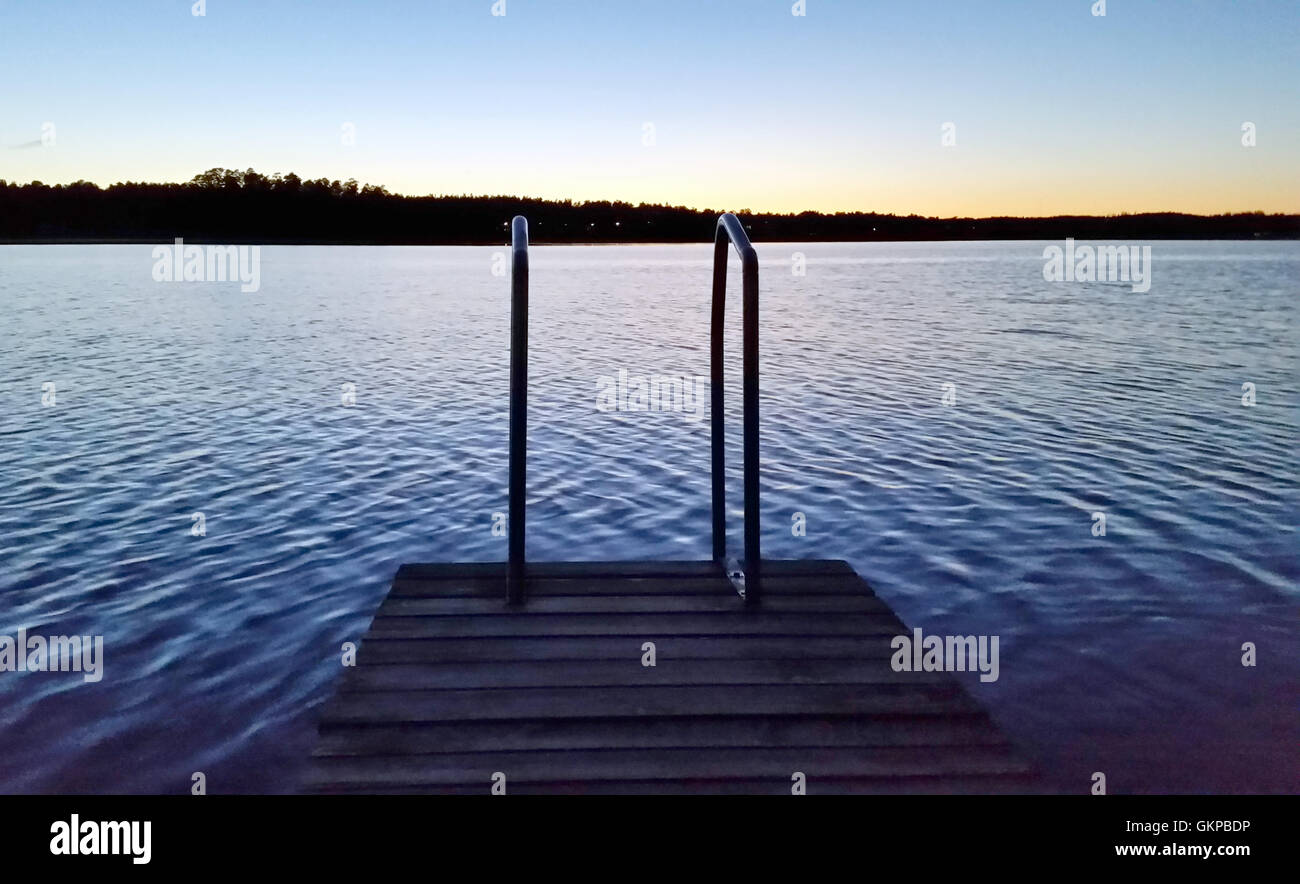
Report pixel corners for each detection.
[1,168,1296,243]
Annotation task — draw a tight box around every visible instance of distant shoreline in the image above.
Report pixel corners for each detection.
[4,168,1297,244]
[3,235,1298,246]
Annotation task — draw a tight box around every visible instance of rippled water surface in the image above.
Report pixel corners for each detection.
[1,241,1296,793]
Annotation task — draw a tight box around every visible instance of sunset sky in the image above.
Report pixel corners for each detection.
[2,0,1297,215]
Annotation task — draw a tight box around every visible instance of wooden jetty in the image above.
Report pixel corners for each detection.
[305,215,1036,794]
[306,560,1035,794]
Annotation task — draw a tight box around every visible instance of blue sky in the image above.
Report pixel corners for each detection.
[2,0,1296,214]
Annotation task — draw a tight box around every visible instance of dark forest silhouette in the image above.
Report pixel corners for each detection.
[2,168,1296,243]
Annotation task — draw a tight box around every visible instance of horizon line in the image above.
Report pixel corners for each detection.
[3,169,1298,223]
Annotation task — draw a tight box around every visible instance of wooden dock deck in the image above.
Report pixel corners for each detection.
[305,560,1037,794]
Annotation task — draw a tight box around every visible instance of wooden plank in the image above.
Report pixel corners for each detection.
[363,612,908,639]
[305,745,1032,789]
[317,684,981,725]
[389,573,875,599]
[354,635,904,663]
[308,777,1038,795]
[313,715,1007,756]
[377,593,891,616]
[394,560,855,581]
[334,658,956,691]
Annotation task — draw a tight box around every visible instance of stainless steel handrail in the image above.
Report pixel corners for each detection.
[711,213,762,604]
[507,215,528,604]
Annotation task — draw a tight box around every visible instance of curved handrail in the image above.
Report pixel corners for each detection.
[717,212,759,267]
[710,212,762,604]
[507,216,528,604]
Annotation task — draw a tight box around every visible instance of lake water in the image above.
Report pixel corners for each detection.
[1,241,1296,794]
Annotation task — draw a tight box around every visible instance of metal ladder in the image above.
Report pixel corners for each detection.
[506,213,762,605]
